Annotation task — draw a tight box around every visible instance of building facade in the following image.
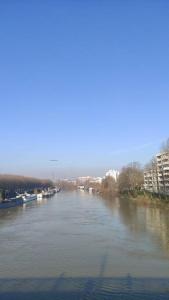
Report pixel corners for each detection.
[156,152,169,194]
[144,151,169,194]
[144,169,158,193]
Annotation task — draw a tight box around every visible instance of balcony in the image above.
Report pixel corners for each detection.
[163,167,169,171]
[162,161,169,166]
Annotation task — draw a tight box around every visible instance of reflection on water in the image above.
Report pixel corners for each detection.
[102,196,169,257]
[0,198,49,225]
[0,191,169,282]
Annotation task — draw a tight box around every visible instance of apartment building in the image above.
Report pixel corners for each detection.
[144,169,158,193]
[156,152,169,194]
[144,151,169,194]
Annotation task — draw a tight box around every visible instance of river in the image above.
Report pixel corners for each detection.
[0,191,169,299]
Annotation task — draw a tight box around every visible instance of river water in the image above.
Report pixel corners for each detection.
[0,191,169,299]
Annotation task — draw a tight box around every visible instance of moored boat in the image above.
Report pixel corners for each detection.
[54,187,61,193]
[0,196,23,209]
[22,194,37,203]
[42,189,55,198]
[37,193,43,200]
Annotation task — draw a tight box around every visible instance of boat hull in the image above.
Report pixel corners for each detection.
[23,195,37,203]
[0,197,23,209]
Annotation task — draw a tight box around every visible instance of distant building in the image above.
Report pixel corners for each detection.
[77,176,102,184]
[77,176,93,184]
[90,177,102,184]
[62,179,76,184]
[105,169,119,182]
[76,171,120,186]
[144,151,169,194]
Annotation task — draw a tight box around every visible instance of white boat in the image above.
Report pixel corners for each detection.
[54,187,61,193]
[37,193,43,200]
[22,194,37,203]
[42,189,55,198]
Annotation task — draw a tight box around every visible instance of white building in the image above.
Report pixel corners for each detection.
[144,151,169,194]
[90,177,102,184]
[144,169,158,193]
[105,169,119,182]
[77,176,93,183]
[77,176,102,184]
[156,152,169,194]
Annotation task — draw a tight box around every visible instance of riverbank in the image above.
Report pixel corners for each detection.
[120,190,169,208]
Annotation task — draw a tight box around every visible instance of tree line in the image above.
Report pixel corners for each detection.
[101,138,169,197]
[0,174,53,199]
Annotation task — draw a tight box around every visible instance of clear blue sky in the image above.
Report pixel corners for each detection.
[0,1,169,179]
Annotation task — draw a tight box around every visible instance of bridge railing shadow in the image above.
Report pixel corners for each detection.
[0,275,169,300]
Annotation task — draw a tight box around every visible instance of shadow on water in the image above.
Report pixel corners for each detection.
[0,252,168,300]
[1,249,169,299]
[0,276,169,299]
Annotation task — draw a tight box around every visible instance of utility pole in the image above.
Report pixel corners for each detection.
[49,160,58,185]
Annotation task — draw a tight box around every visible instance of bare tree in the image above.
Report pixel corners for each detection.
[161,138,169,153]
[101,176,117,196]
[118,162,143,193]
[56,180,76,191]
[0,174,53,195]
